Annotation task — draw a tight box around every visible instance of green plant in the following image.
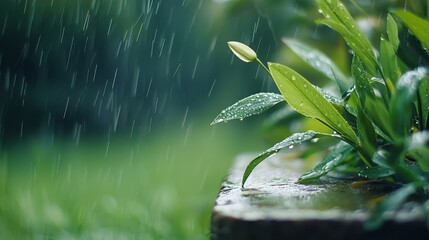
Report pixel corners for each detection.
[212,0,429,229]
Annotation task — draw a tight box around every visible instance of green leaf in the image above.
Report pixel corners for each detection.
[211,93,284,125]
[387,14,399,51]
[317,0,378,75]
[358,166,395,180]
[268,63,359,144]
[314,85,343,105]
[418,77,429,128]
[315,86,357,127]
[351,55,375,107]
[357,110,377,158]
[380,37,400,85]
[365,95,395,143]
[394,10,429,54]
[407,131,429,171]
[242,130,327,187]
[372,149,394,169]
[282,38,351,94]
[373,149,420,183]
[390,68,429,138]
[365,183,422,230]
[298,141,354,183]
[317,18,377,75]
[317,0,370,46]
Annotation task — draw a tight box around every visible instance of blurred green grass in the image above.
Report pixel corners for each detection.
[0,119,262,239]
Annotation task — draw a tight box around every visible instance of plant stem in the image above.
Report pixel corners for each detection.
[256,58,270,75]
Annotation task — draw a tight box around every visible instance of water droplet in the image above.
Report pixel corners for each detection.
[415,119,420,126]
[291,75,297,81]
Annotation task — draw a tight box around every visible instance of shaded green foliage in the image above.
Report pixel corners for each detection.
[214,0,429,229]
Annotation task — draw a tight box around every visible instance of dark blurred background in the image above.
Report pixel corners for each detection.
[0,0,418,143]
[0,0,329,145]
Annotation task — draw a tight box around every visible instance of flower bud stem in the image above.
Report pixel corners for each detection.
[256,58,270,75]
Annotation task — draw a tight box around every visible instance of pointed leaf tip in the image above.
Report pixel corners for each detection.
[211,93,284,125]
[242,130,328,187]
[268,62,358,143]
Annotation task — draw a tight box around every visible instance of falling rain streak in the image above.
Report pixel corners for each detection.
[0,0,287,238]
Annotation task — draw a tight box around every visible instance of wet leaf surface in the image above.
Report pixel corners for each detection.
[268,63,358,143]
[242,130,325,187]
[211,93,284,125]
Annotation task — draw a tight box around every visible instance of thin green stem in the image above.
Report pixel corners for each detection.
[256,58,270,75]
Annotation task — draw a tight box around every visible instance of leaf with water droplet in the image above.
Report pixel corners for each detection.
[316,0,377,75]
[268,63,358,144]
[313,85,343,105]
[211,93,284,125]
[298,141,354,183]
[380,37,400,86]
[386,14,399,51]
[358,166,395,180]
[242,130,333,187]
[283,38,351,94]
[351,55,375,107]
[313,85,356,123]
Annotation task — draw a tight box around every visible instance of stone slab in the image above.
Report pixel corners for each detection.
[211,154,429,240]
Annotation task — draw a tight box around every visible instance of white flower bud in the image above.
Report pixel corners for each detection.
[227,41,257,62]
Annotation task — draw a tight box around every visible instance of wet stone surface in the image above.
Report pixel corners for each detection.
[211,154,429,240]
